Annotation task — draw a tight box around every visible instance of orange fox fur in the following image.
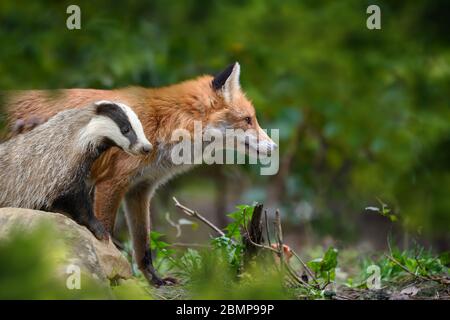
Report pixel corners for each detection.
[3,63,275,285]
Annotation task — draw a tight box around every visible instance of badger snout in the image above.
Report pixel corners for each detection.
[127,142,153,156]
[140,143,152,155]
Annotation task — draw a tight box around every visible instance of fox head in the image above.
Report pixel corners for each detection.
[205,62,278,157]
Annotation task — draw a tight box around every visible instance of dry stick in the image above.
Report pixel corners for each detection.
[173,197,225,237]
[273,210,321,290]
[243,208,297,285]
[282,254,316,288]
[242,208,279,254]
[275,210,283,243]
[290,250,320,286]
[274,210,297,284]
[285,263,315,288]
[242,208,287,279]
[264,209,272,248]
[263,209,319,289]
[274,210,284,267]
[172,242,209,248]
[242,210,316,289]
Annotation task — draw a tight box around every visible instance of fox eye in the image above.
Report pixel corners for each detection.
[121,126,130,134]
[244,117,252,125]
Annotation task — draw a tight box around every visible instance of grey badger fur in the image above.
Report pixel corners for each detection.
[0,100,152,239]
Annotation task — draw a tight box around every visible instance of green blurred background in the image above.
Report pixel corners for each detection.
[0,0,449,253]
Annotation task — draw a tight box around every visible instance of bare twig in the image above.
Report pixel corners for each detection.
[291,250,320,286]
[274,210,284,270]
[173,197,225,237]
[283,258,317,289]
[171,242,209,248]
[165,212,182,238]
[275,210,283,244]
[264,210,272,247]
[242,210,279,254]
[285,262,315,288]
[242,209,320,290]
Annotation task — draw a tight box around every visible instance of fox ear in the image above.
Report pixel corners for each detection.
[212,62,241,103]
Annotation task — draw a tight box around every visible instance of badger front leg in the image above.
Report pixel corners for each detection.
[52,183,108,240]
[124,180,177,287]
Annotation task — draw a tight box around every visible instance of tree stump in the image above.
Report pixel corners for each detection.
[243,203,264,265]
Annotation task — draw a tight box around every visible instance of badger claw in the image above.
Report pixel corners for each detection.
[87,219,110,241]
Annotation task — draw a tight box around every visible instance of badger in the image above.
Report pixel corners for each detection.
[0,100,152,239]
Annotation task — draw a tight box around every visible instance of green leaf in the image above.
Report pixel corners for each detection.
[224,204,255,241]
[321,247,338,272]
[306,247,339,282]
[307,259,322,274]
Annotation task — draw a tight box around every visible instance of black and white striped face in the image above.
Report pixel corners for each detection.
[90,101,152,155]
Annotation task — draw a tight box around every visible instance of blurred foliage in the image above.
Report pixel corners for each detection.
[0,222,153,299]
[358,246,449,287]
[0,0,449,244]
[0,223,109,299]
[180,249,288,299]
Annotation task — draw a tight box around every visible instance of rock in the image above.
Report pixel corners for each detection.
[0,208,132,283]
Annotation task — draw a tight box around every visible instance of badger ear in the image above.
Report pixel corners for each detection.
[212,62,241,103]
[94,100,117,114]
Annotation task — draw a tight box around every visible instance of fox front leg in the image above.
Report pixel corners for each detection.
[141,248,177,287]
[124,181,177,287]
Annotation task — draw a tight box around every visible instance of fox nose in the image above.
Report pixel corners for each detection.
[265,142,278,156]
[141,144,152,154]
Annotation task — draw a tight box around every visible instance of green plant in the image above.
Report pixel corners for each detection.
[365,198,397,222]
[359,246,449,286]
[150,231,176,261]
[211,204,255,270]
[307,247,339,285]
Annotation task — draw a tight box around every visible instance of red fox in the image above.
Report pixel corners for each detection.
[3,62,277,286]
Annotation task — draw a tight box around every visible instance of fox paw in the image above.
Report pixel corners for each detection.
[151,276,178,287]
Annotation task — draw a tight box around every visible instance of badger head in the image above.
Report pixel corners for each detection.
[85,100,152,156]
